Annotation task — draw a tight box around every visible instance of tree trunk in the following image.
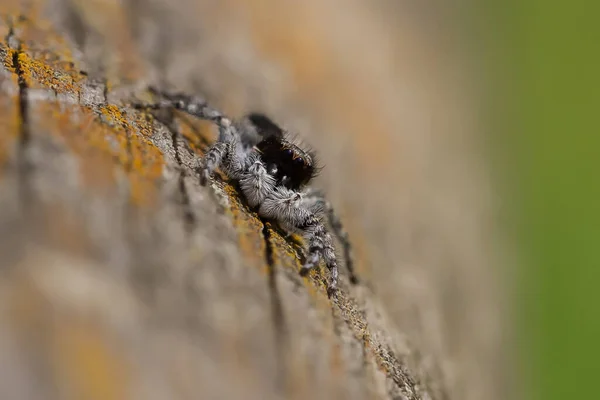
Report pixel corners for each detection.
[0,1,502,400]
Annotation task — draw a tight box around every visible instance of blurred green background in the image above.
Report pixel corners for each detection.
[487,1,600,398]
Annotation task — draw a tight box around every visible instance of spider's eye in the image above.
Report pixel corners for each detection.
[294,156,304,165]
[283,149,294,158]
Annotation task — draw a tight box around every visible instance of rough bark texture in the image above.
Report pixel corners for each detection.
[0,1,503,400]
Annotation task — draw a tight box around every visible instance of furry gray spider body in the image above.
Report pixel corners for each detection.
[136,89,357,296]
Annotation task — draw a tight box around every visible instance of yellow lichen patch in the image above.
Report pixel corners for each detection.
[126,129,164,208]
[128,110,156,141]
[221,183,267,268]
[265,226,302,270]
[11,6,84,76]
[1,44,17,73]
[0,11,164,207]
[31,101,164,208]
[176,113,215,154]
[0,50,19,170]
[16,47,84,93]
[264,223,334,301]
[35,102,118,192]
[110,109,166,208]
[1,10,84,93]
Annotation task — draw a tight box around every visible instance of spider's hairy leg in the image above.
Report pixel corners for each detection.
[132,88,228,125]
[132,88,244,186]
[259,189,339,297]
[303,189,358,284]
[301,216,339,297]
[201,142,227,185]
[146,87,227,124]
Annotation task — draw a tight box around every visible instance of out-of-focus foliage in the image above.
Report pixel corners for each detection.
[487,1,600,399]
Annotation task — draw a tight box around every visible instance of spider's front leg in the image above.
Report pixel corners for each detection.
[131,88,243,185]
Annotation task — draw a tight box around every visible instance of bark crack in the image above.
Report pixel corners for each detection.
[171,126,196,233]
[262,222,289,395]
[6,17,32,207]
[152,112,196,233]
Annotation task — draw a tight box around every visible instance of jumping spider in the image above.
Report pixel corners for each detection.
[135,88,358,297]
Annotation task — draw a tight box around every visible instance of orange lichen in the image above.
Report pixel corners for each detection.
[30,100,164,208]
[2,10,85,93]
[126,130,164,207]
[16,46,84,93]
[0,47,21,168]
[176,113,216,154]
[0,10,166,208]
[1,13,165,207]
[1,45,16,72]
[99,104,130,128]
[221,183,267,268]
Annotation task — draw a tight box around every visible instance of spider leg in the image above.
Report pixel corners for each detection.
[258,189,339,297]
[132,88,227,125]
[200,142,226,185]
[132,89,246,185]
[301,217,339,298]
[302,189,358,284]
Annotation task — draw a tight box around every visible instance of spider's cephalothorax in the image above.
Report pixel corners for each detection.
[256,136,316,190]
[247,112,317,190]
[134,90,358,296]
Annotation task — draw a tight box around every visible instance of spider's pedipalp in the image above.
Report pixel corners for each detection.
[239,154,276,208]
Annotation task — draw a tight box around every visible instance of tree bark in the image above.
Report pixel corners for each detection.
[0,1,502,400]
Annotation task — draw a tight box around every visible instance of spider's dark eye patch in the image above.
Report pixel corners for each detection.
[256,137,315,190]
